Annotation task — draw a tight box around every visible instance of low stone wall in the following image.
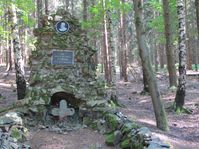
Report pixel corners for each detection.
[0,112,30,149]
[84,112,171,149]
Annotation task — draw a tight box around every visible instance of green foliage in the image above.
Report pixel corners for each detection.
[148,0,163,13]
[11,127,22,141]
[120,138,131,149]
[0,0,35,35]
[146,0,178,44]
[82,0,132,31]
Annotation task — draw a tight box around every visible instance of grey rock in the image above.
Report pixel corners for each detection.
[10,142,19,149]
[29,107,38,113]
[86,100,107,107]
[96,142,102,149]
[113,130,122,145]
[22,144,31,149]
[0,117,15,125]
[0,134,9,149]
[0,112,23,126]
[147,142,162,149]
[138,127,152,136]
[147,141,170,149]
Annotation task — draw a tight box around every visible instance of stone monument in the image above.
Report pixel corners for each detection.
[27,9,110,123]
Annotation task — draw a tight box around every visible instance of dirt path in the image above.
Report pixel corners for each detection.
[29,128,117,149]
[0,66,17,107]
[1,65,199,149]
[117,75,199,149]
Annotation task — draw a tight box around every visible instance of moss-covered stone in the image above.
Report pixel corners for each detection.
[120,138,131,149]
[10,126,28,142]
[83,117,93,126]
[121,122,139,134]
[105,113,121,131]
[130,136,144,149]
[90,120,98,130]
[105,132,114,146]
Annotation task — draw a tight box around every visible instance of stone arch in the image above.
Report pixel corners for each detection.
[50,92,80,108]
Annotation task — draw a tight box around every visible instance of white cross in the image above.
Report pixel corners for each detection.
[51,100,75,120]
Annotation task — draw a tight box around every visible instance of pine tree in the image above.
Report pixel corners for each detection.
[175,0,187,111]
[11,4,26,100]
[162,0,177,87]
[133,0,169,131]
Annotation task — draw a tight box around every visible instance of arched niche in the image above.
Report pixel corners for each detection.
[49,92,82,122]
[50,92,80,108]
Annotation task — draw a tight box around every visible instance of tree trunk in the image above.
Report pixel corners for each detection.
[71,0,74,15]
[155,43,158,72]
[83,0,88,21]
[132,0,149,92]
[187,37,193,70]
[175,0,187,110]
[162,0,177,87]
[195,0,199,71]
[185,0,192,70]
[107,9,118,102]
[102,0,110,83]
[6,8,13,72]
[159,44,165,69]
[37,0,43,28]
[119,7,124,80]
[122,0,128,82]
[119,0,128,82]
[195,41,198,71]
[6,39,12,72]
[11,5,26,100]
[133,0,169,131]
[45,0,49,15]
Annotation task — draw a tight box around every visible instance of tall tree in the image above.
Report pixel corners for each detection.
[102,0,111,83]
[83,0,88,21]
[195,0,199,71]
[174,0,186,111]
[6,7,13,72]
[133,0,169,131]
[162,0,177,87]
[107,8,118,102]
[119,0,128,82]
[37,0,43,28]
[45,0,49,15]
[185,0,193,70]
[11,4,26,100]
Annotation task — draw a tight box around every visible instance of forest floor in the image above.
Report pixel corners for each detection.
[117,73,199,149]
[0,65,199,149]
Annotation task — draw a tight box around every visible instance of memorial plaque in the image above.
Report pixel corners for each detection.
[51,50,74,65]
[55,21,70,33]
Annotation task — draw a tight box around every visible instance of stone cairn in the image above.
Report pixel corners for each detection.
[27,8,110,124]
[15,8,171,149]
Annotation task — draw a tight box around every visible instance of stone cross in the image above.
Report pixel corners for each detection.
[51,100,75,120]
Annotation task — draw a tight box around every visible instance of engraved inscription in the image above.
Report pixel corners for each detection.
[51,50,74,65]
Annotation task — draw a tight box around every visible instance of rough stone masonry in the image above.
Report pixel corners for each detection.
[27,8,111,123]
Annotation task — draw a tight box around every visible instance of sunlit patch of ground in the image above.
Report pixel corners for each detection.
[117,74,199,149]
